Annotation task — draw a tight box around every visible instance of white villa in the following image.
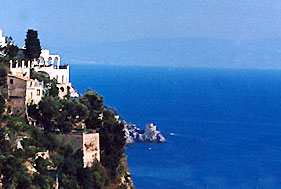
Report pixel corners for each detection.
[0,28,79,114]
[7,54,78,99]
[33,49,79,98]
[1,29,78,99]
[35,49,68,84]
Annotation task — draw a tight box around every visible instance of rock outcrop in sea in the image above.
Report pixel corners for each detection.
[106,106,166,144]
[123,121,166,144]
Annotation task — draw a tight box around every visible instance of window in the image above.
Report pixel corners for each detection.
[37,89,40,96]
[10,79,13,84]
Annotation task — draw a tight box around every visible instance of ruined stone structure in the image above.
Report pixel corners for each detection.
[7,74,44,114]
[59,131,100,167]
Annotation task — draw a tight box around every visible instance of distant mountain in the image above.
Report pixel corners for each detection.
[51,38,281,69]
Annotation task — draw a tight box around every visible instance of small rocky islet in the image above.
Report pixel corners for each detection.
[123,121,166,144]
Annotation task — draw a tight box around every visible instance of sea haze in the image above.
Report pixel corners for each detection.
[71,64,281,188]
[57,38,281,69]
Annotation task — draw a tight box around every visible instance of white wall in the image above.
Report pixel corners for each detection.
[26,81,44,104]
[34,65,69,84]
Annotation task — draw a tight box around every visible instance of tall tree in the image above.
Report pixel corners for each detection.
[24,29,41,60]
[80,89,104,129]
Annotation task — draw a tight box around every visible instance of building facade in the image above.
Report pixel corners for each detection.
[6,51,78,98]
[34,49,69,84]
[7,74,44,114]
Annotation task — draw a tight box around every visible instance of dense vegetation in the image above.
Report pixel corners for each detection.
[28,89,126,179]
[0,70,128,188]
[0,29,131,188]
[0,113,112,188]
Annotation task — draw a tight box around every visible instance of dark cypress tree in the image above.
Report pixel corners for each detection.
[24,29,41,60]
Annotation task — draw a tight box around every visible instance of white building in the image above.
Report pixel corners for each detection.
[7,49,78,98]
[1,29,78,99]
[0,29,6,57]
[8,60,31,78]
[34,49,69,84]
[33,49,79,98]
[0,29,6,47]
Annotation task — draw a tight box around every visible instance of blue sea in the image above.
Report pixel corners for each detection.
[71,64,281,188]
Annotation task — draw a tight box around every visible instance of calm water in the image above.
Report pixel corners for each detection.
[71,64,281,188]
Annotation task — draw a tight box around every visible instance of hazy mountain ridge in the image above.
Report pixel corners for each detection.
[52,38,281,69]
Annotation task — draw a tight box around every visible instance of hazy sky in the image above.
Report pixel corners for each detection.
[1,0,281,46]
[1,0,281,67]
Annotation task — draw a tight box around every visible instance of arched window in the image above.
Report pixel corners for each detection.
[54,57,58,67]
[48,57,52,65]
[60,87,64,92]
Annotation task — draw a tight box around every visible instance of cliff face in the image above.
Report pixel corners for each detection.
[118,156,134,189]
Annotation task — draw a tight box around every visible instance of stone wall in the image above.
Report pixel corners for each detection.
[59,131,100,167]
[82,132,100,167]
[7,75,26,114]
[7,75,26,98]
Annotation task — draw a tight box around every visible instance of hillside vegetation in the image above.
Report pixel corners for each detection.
[0,31,132,188]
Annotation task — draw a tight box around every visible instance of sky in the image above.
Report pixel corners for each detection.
[1,0,281,67]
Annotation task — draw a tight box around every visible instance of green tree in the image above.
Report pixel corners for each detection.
[3,36,19,58]
[100,110,126,178]
[80,89,104,129]
[28,97,89,132]
[30,69,58,97]
[28,96,61,132]
[24,29,41,60]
